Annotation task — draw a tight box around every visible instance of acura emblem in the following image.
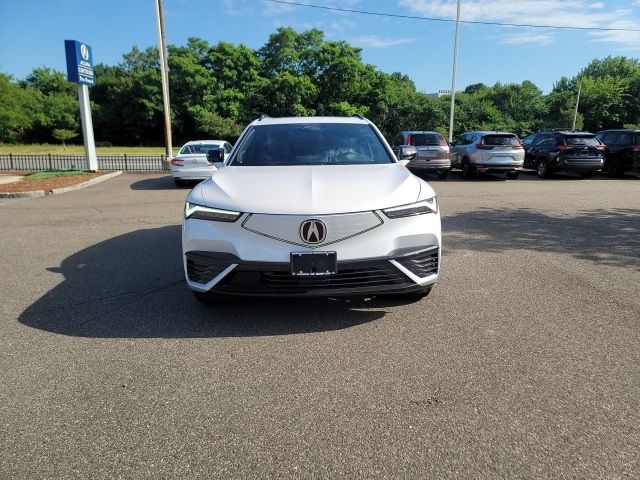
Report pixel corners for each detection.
[300,219,327,244]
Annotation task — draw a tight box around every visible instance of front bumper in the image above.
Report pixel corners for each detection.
[185,247,439,297]
[183,209,441,296]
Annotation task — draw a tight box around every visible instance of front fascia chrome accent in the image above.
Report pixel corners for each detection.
[240,211,385,249]
[186,264,238,292]
[389,260,438,286]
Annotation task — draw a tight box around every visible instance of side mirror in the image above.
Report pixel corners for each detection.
[206,148,225,164]
[398,145,417,161]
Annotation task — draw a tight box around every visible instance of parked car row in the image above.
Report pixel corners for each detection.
[176,115,635,301]
[395,128,640,180]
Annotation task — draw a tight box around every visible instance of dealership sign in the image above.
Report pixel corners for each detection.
[64,40,98,171]
[64,40,94,86]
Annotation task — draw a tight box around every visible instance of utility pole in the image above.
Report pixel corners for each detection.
[155,0,173,169]
[572,81,582,131]
[448,0,462,143]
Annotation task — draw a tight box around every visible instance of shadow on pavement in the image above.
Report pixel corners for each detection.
[443,207,640,269]
[18,226,387,338]
[409,169,509,182]
[129,176,200,191]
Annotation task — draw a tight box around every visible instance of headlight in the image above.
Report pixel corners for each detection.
[184,202,242,222]
[382,197,437,218]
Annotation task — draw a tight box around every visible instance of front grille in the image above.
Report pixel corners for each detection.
[214,259,414,295]
[186,253,231,284]
[185,248,439,295]
[395,248,439,277]
[259,263,409,290]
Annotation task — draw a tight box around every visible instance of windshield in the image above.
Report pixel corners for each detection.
[408,133,444,146]
[564,135,599,146]
[179,143,221,154]
[482,135,520,146]
[230,123,394,166]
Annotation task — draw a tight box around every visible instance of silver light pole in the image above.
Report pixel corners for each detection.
[155,0,173,169]
[448,0,462,143]
[572,81,582,131]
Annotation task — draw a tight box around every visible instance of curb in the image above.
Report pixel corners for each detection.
[51,170,123,194]
[0,171,123,198]
[0,190,45,198]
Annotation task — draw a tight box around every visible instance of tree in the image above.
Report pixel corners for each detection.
[3,29,639,147]
[92,47,164,145]
[247,71,317,117]
[52,128,77,148]
[190,107,243,139]
[464,83,487,94]
[20,68,79,143]
[168,39,217,140]
[0,73,37,142]
[578,76,627,131]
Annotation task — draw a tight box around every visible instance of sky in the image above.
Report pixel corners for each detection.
[1,0,639,93]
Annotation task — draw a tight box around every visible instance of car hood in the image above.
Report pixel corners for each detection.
[193,164,429,215]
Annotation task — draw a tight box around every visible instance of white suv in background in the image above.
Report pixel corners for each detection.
[450,131,524,179]
[171,140,233,186]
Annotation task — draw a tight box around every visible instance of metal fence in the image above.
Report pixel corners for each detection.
[0,154,167,172]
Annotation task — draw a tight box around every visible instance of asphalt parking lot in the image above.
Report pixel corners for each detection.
[1,172,639,478]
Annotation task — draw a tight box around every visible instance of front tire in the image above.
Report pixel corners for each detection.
[506,171,520,180]
[437,171,449,180]
[579,171,595,178]
[174,178,186,187]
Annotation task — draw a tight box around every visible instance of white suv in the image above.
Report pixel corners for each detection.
[182,116,442,302]
[450,131,524,179]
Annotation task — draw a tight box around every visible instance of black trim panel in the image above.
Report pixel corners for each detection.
[185,247,439,296]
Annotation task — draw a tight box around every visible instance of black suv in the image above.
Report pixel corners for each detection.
[595,129,640,177]
[523,131,605,178]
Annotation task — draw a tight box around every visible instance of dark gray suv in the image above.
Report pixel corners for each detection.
[523,131,605,178]
[395,131,451,179]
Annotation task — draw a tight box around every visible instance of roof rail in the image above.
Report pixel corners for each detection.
[354,114,365,120]
[257,114,270,121]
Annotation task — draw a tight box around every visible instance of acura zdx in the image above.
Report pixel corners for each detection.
[182,116,442,302]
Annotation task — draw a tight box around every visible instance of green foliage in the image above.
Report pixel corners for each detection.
[52,128,78,146]
[190,107,243,139]
[1,29,639,145]
[16,68,80,143]
[25,170,90,180]
[0,73,36,142]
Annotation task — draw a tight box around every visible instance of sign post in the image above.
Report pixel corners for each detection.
[65,40,98,172]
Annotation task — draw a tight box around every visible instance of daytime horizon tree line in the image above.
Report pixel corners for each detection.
[1,27,639,147]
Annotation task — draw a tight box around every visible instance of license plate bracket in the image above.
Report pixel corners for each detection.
[291,251,337,276]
